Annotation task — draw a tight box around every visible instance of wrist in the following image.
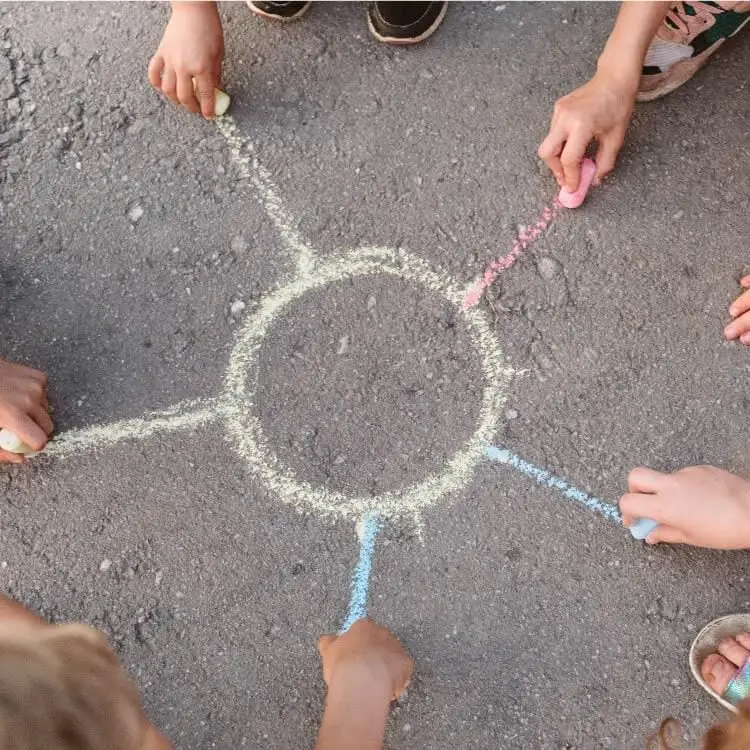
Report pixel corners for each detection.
[595,50,641,90]
[328,662,393,702]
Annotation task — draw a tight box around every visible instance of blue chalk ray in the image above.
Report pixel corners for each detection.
[340,513,382,633]
[484,445,621,524]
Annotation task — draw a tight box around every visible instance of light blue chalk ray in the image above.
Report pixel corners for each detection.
[484,445,622,524]
[340,513,382,633]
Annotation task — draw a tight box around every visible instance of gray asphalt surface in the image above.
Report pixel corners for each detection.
[1,2,749,748]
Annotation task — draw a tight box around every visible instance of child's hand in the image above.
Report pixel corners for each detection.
[538,71,637,192]
[148,1,224,119]
[318,619,413,701]
[620,465,750,549]
[0,359,53,463]
[724,275,750,345]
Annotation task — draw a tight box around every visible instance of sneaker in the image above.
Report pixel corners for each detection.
[367,1,448,45]
[246,1,312,22]
[637,1,750,101]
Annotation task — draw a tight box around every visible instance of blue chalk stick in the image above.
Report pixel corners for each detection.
[629,517,659,540]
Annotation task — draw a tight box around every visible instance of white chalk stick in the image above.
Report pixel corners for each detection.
[0,429,39,456]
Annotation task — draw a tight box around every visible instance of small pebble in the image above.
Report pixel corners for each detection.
[127,204,144,223]
[230,300,246,317]
[56,42,74,58]
[537,256,562,281]
[230,235,248,253]
[505,408,519,420]
[99,558,112,572]
[7,98,21,118]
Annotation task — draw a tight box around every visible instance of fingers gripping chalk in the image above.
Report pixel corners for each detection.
[0,429,39,457]
[629,517,659,541]
[558,157,597,209]
[192,80,231,117]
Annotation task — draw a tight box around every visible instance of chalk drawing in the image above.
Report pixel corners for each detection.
[222,245,513,522]
[463,200,561,310]
[340,513,381,633]
[45,398,221,459]
[484,444,621,523]
[215,117,315,277]
[43,114,515,530]
[36,113,620,629]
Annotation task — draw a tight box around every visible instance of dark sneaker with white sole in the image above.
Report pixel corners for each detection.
[246,1,312,22]
[367,1,448,44]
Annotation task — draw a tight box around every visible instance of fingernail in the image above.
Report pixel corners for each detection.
[729,307,738,317]
[741,333,750,345]
[725,326,735,339]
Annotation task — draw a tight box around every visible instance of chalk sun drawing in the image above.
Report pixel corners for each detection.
[49,115,515,528]
[42,115,617,627]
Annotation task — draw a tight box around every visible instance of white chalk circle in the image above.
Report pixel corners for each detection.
[221,246,513,521]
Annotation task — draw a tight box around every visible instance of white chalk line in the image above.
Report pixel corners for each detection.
[223,246,515,523]
[215,116,315,277]
[45,398,222,459]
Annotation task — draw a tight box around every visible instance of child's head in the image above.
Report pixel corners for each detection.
[0,621,170,750]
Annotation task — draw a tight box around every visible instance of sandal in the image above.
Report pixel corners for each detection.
[689,613,750,713]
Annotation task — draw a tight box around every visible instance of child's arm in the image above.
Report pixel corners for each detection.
[0,359,53,463]
[315,620,413,750]
[148,1,224,119]
[538,1,672,191]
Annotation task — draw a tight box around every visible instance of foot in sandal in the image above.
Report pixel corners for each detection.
[691,615,750,712]
[702,633,750,707]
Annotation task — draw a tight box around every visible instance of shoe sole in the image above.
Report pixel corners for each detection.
[367,2,448,45]
[637,15,750,101]
[246,1,312,22]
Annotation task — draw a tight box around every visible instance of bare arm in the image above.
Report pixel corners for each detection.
[315,668,392,750]
[598,1,673,79]
[539,1,672,190]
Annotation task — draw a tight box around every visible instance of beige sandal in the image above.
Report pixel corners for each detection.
[689,614,750,714]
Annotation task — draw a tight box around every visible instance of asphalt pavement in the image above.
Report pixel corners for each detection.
[1,3,749,748]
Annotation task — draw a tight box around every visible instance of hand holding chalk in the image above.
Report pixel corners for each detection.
[558,157,597,209]
[0,429,39,457]
[629,517,659,541]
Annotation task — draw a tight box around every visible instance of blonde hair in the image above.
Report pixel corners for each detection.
[649,701,750,750]
[0,623,145,750]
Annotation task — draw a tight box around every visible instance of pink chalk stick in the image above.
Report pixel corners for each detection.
[558,157,597,209]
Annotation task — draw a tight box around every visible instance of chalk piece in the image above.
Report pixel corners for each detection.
[214,89,231,117]
[191,80,231,117]
[629,517,659,541]
[0,429,38,456]
[558,157,597,209]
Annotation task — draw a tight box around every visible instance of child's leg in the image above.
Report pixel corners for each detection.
[638,1,750,101]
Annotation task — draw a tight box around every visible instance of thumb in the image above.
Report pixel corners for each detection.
[646,525,689,546]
